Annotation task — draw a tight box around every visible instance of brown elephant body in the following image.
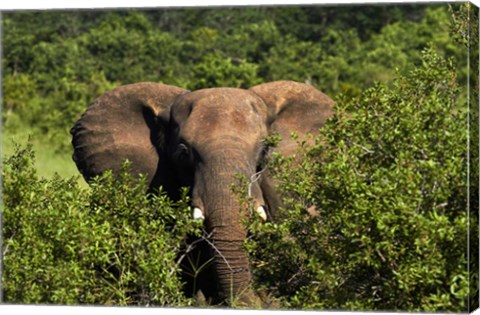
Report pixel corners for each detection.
[70,80,334,306]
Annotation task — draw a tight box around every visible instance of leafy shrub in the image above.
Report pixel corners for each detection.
[245,48,471,312]
[2,73,37,127]
[2,143,200,306]
[188,52,261,90]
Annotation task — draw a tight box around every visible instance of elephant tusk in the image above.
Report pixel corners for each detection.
[193,207,205,220]
[255,206,267,221]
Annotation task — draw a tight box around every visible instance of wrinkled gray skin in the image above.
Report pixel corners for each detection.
[71,80,334,306]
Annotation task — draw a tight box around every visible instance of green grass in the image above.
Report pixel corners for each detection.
[2,125,87,187]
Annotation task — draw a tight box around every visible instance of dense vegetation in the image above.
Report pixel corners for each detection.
[3,150,199,305]
[1,2,478,311]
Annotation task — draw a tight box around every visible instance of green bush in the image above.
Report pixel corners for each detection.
[2,143,200,305]
[245,48,471,312]
[188,52,261,90]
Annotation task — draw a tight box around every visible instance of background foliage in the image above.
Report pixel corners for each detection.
[1,2,477,311]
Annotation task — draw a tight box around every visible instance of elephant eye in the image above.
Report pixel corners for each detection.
[257,143,269,169]
[174,143,191,165]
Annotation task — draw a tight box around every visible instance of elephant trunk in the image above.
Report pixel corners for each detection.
[211,238,252,303]
[195,154,258,305]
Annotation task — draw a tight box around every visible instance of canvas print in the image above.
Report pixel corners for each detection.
[1,2,478,312]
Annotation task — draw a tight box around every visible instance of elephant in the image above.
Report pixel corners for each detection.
[70,80,334,306]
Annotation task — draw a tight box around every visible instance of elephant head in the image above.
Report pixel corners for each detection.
[70,80,334,306]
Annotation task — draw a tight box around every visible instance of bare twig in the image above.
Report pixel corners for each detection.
[171,231,213,276]
[2,232,15,257]
[173,227,238,277]
[351,141,375,154]
[375,248,386,263]
[248,167,267,198]
[199,228,234,273]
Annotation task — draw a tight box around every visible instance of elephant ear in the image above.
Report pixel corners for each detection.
[250,80,334,156]
[70,82,188,189]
